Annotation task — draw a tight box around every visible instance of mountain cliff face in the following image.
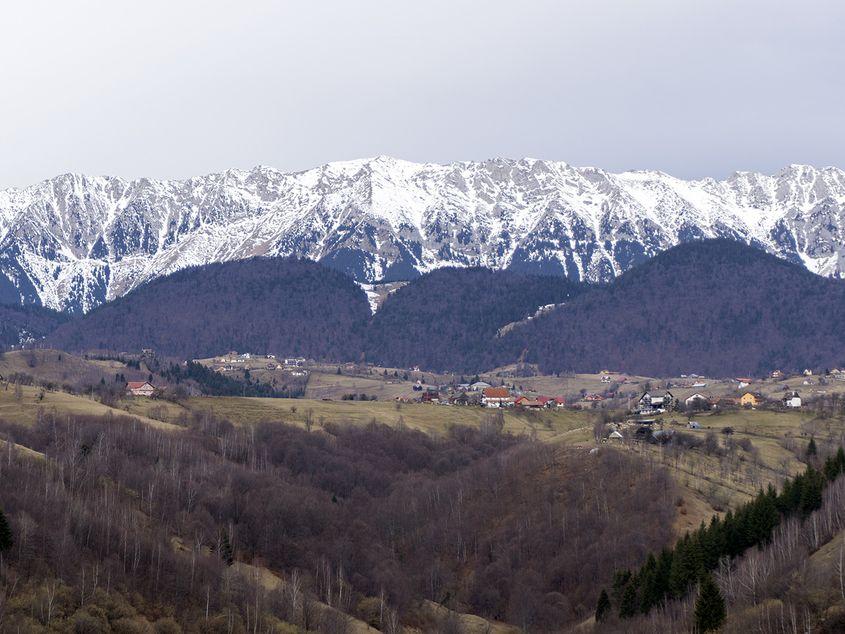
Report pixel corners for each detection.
[1,157,843,312]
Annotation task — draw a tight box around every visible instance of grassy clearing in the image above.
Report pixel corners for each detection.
[0,384,182,431]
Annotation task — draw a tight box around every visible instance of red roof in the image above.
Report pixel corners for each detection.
[483,387,510,398]
[126,381,152,389]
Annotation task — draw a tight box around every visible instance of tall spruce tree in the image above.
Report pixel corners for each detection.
[595,589,611,622]
[693,574,726,633]
[619,582,639,619]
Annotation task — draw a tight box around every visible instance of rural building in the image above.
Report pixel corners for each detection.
[607,430,624,442]
[638,390,675,412]
[684,393,710,410]
[470,381,492,391]
[783,391,802,408]
[482,387,512,408]
[515,396,543,408]
[126,381,156,397]
[740,392,762,407]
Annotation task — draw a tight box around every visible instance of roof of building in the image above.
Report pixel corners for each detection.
[483,387,510,398]
[126,381,153,389]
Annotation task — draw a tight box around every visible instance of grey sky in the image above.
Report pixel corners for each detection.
[2,0,843,188]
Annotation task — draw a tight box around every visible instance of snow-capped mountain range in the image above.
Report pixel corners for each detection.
[1,156,843,313]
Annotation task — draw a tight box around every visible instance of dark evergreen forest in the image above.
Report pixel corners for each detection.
[4,240,845,376]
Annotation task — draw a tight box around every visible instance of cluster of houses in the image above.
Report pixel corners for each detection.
[632,385,807,415]
[402,383,568,409]
[212,352,308,376]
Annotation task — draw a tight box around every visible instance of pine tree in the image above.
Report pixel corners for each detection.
[595,589,611,622]
[693,574,726,633]
[806,437,817,457]
[0,509,12,554]
[799,466,824,516]
[618,582,639,619]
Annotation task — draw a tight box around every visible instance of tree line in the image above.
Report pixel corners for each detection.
[596,446,845,628]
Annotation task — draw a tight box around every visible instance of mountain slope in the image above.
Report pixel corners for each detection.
[364,267,581,372]
[500,239,845,376]
[1,158,844,312]
[47,257,370,360]
[0,303,69,350]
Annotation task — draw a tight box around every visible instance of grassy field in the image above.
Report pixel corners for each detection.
[186,396,594,441]
[0,383,182,431]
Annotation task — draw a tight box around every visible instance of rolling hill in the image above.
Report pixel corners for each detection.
[46,257,371,360]
[0,303,68,349]
[12,240,845,377]
[501,239,845,376]
[364,267,581,372]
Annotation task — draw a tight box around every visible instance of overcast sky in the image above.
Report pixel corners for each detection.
[1,0,843,188]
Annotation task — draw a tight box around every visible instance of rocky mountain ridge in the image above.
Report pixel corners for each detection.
[1,157,843,312]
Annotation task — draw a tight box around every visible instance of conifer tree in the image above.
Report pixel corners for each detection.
[619,582,639,619]
[693,574,726,633]
[0,508,12,555]
[806,437,817,457]
[595,589,611,622]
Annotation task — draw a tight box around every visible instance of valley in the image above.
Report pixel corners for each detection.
[2,241,845,632]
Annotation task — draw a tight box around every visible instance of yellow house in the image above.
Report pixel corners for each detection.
[740,392,761,407]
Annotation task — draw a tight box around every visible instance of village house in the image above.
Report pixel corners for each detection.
[536,395,564,408]
[482,387,512,408]
[771,369,784,379]
[515,396,543,409]
[684,393,711,410]
[740,392,762,407]
[637,390,675,413]
[126,381,156,397]
[783,391,802,408]
[470,381,492,391]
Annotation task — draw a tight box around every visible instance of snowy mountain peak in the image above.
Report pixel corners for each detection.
[1,157,844,313]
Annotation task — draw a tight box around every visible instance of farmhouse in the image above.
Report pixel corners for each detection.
[515,396,543,409]
[482,387,512,408]
[684,393,711,410]
[638,390,675,413]
[126,381,156,397]
[783,391,802,408]
[740,392,762,407]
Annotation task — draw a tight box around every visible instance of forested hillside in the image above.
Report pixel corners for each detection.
[11,241,845,377]
[364,267,580,372]
[501,240,845,376]
[0,303,68,349]
[0,411,677,632]
[47,257,371,360]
